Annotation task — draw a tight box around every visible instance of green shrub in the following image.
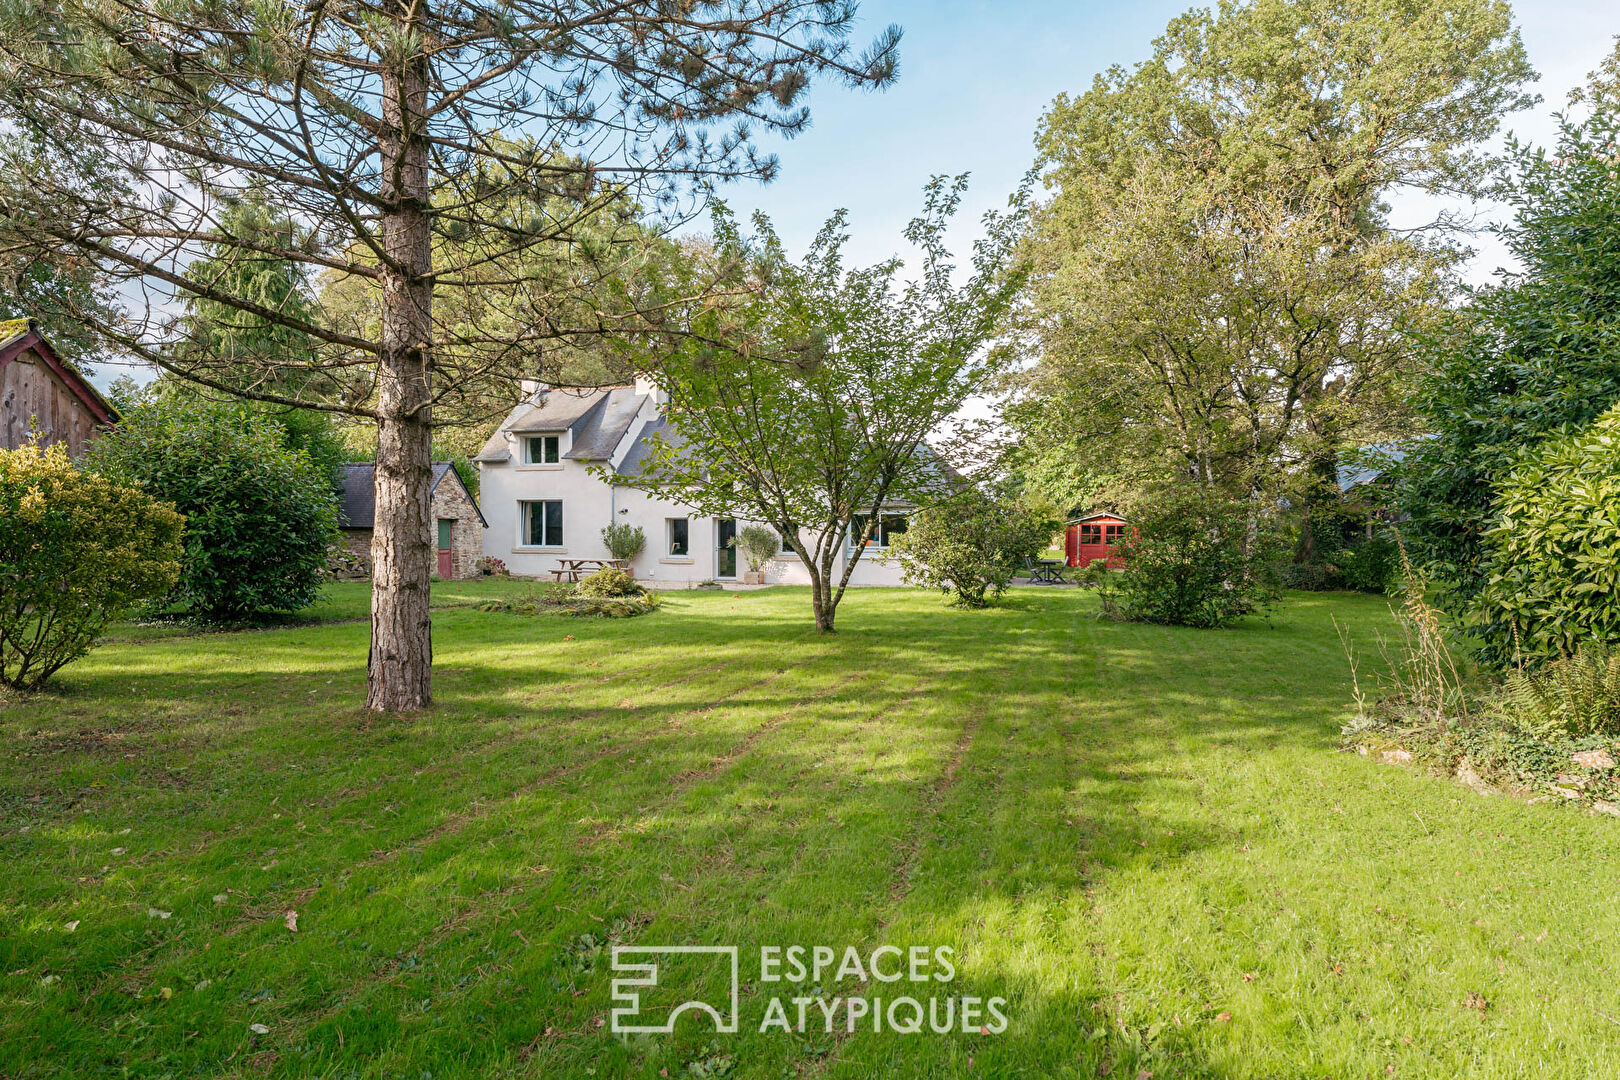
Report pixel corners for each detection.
[600,522,646,561]
[577,566,642,598]
[1098,485,1282,628]
[1473,403,1620,668]
[1338,536,1399,594]
[892,491,1058,608]
[0,442,184,690]
[85,394,341,619]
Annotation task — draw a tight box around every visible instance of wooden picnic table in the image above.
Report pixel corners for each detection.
[550,557,630,583]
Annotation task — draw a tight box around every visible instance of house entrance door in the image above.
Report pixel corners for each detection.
[716,518,737,579]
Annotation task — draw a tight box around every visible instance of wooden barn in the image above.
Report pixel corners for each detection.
[1064,511,1129,569]
[0,319,117,455]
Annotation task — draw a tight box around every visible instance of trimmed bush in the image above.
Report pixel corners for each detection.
[577,566,642,598]
[892,491,1057,608]
[0,443,184,690]
[1473,403,1620,667]
[85,394,340,619]
[1098,485,1282,628]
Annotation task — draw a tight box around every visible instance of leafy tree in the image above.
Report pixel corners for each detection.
[0,1,899,710]
[1395,61,1620,615]
[0,135,118,367]
[621,178,1027,632]
[0,442,184,691]
[1097,486,1284,628]
[1013,0,1533,526]
[1472,402,1620,668]
[892,491,1057,608]
[86,394,340,620]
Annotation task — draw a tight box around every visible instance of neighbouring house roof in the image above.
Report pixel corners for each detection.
[0,317,118,426]
[337,461,487,530]
[474,386,645,463]
[1339,441,1414,492]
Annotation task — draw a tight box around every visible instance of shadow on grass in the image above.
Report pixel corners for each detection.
[0,586,1398,1079]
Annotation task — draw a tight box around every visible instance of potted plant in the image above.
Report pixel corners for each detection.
[600,522,646,563]
[736,525,779,585]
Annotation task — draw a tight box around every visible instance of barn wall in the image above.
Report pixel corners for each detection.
[1,349,102,456]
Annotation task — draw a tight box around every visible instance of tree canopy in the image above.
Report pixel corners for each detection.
[1008,0,1534,523]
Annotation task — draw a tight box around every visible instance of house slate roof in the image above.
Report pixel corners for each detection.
[473,386,645,463]
[565,387,644,460]
[614,416,688,479]
[338,462,487,529]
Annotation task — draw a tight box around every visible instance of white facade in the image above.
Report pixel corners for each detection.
[476,381,910,587]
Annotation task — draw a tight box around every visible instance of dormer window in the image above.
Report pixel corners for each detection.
[524,435,560,464]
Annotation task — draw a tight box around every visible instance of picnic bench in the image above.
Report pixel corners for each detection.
[550,558,630,583]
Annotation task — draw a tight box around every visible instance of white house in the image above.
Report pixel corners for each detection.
[475,379,915,586]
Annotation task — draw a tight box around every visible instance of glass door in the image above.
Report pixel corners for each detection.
[716,518,737,578]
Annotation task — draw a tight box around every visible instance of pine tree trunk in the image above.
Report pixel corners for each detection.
[367,31,434,712]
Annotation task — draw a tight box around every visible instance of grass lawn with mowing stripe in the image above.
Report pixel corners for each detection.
[3,584,1617,1078]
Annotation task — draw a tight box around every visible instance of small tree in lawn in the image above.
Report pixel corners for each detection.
[0,2,899,710]
[1097,485,1284,629]
[736,526,781,581]
[621,178,1027,632]
[893,490,1057,608]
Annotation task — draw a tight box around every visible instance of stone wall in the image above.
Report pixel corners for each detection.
[433,479,484,579]
[338,474,484,581]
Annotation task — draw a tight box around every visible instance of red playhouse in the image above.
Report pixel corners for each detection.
[1064,512,1130,569]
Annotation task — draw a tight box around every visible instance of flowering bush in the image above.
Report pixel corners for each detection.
[474,555,508,577]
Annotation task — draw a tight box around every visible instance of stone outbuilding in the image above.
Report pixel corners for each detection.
[337,462,487,580]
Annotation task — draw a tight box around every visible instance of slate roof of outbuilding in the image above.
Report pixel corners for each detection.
[338,462,487,529]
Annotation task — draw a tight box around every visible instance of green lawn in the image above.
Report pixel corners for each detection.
[3,584,1617,1078]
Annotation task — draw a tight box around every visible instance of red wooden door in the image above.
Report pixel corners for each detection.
[436,519,453,578]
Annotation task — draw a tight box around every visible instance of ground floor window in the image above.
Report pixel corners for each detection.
[522,500,563,547]
[850,513,909,550]
[667,517,689,556]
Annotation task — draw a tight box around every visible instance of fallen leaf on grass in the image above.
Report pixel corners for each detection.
[284,910,298,932]
[249,1023,270,1035]
[147,908,171,920]
[159,987,172,1000]
[64,921,79,933]
[1241,973,1255,982]
[1215,1012,1231,1023]
[1464,992,1488,1015]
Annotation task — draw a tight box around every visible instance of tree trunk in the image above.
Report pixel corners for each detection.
[367,31,434,712]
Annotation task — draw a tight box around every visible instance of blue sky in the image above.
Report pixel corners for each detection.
[716,0,1620,286]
